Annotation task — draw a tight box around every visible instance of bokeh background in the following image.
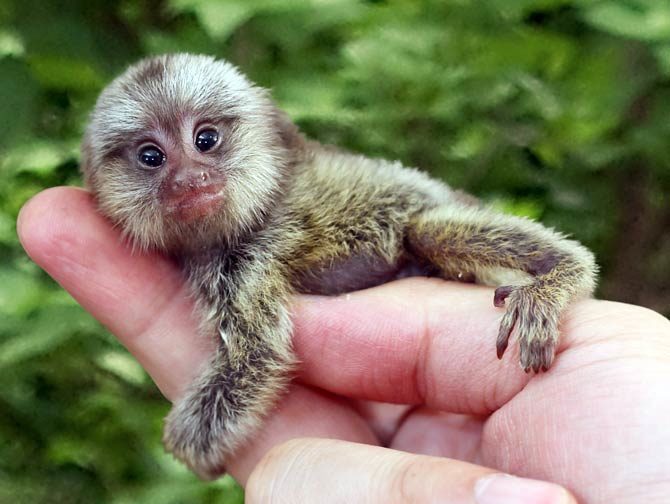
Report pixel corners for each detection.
[1,0,669,502]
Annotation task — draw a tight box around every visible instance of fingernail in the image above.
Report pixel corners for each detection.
[475,473,573,504]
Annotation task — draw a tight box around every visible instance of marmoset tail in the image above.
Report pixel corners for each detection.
[81,54,597,479]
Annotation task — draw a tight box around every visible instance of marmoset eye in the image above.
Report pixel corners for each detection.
[138,145,165,168]
[195,128,219,152]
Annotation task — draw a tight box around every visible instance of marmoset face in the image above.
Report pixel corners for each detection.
[81,54,287,252]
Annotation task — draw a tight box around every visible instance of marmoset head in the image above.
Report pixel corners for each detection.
[81,53,299,252]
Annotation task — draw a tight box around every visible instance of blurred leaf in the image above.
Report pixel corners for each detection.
[0,29,25,57]
[492,196,545,219]
[169,0,254,40]
[583,1,670,42]
[28,56,104,92]
[446,125,492,161]
[0,303,96,367]
[1,139,79,176]
[0,213,16,245]
[96,351,147,386]
[0,57,38,149]
[654,44,670,76]
[0,266,44,317]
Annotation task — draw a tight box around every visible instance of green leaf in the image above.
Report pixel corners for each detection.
[0,267,44,318]
[0,57,38,149]
[491,197,545,219]
[0,302,96,367]
[0,29,25,57]
[0,212,16,245]
[96,351,147,386]
[28,55,104,92]
[583,2,670,42]
[1,139,78,176]
[654,44,670,76]
[170,0,254,40]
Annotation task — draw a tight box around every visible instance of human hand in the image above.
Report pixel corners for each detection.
[19,187,670,503]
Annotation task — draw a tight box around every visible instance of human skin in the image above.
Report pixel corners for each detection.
[18,187,670,503]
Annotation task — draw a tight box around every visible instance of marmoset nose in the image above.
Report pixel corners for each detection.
[165,167,217,198]
[160,163,226,221]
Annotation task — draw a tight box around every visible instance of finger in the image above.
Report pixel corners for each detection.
[17,187,210,400]
[228,385,378,485]
[292,282,534,415]
[353,402,490,465]
[292,284,632,415]
[246,438,576,504]
[353,401,412,445]
[390,408,484,463]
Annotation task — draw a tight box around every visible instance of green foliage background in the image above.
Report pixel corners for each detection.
[1,0,668,502]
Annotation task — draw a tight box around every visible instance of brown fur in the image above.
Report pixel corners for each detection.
[81,54,597,479]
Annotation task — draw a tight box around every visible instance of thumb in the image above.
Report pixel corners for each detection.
[246,438,575,504]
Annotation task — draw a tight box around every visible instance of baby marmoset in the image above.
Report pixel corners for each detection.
[81,54,597,479]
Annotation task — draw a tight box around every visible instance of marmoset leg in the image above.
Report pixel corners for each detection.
[163,253,296,480]
[406,205,597,372]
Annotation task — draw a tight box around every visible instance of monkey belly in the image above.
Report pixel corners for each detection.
[293,252,436,295]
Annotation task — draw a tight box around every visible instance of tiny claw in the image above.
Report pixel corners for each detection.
[496,340,507,360]
[496,307,518,359]
[494,286,514,308]
[541,344,555,372]
[496,336,509,359]
[531,341,542,373]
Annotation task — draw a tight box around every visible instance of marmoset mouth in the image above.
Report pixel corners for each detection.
[164,186,225,222]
